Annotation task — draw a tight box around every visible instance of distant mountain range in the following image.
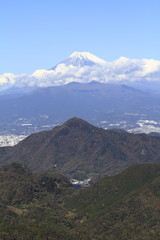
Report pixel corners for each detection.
[1,81,160,135]
[1,51,160,92]
[1,52,160,135]
[1,117,160,180]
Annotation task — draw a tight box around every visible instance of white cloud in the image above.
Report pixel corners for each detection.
[0,73,15,85]
[0,57,160,91]
[141,59,160,75]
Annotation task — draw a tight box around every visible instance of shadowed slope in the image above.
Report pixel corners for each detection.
[1,118,160,180]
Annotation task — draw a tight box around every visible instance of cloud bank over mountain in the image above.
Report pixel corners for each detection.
[1,52,160,91]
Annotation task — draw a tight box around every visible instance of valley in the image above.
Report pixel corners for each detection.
[1,81,160,145]
[1,113,160,147]
[0,134,26,147]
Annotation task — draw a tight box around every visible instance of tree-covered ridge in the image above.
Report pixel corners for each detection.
[1,118,160,181]
[0,163,77,240]
[0,163,160,239]
[66,164,160,239]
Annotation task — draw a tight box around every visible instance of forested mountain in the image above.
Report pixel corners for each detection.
[0,163,160,239]
[1,118,160,180]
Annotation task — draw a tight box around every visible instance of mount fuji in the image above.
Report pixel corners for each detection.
[1,51,160,92]
[50,51,107,69]
[1,52,160,137]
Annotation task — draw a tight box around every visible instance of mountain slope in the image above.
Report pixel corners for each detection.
[1,118,160,180]
[0,163,76,240]
[66,163,160,240]
[50,51,107,69]
[0,163,160,239]
[1,82,160,134]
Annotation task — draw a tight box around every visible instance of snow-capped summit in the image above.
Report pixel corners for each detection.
[1,51,160,92]
[50,51,107,69]
[68,51,107,65]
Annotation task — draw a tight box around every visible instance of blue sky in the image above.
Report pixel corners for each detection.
[1,0,160,74]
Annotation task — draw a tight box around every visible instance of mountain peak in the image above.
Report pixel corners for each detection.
[50,51,107,69]
[61,117,94,131]
[70,51,91,58]
[67,51,107,66]
[70,51,106,62]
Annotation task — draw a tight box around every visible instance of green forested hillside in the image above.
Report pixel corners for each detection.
[66,164,160,239]
[0,163,77,240]
[1,118,160,181]
[0,163,160,239]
